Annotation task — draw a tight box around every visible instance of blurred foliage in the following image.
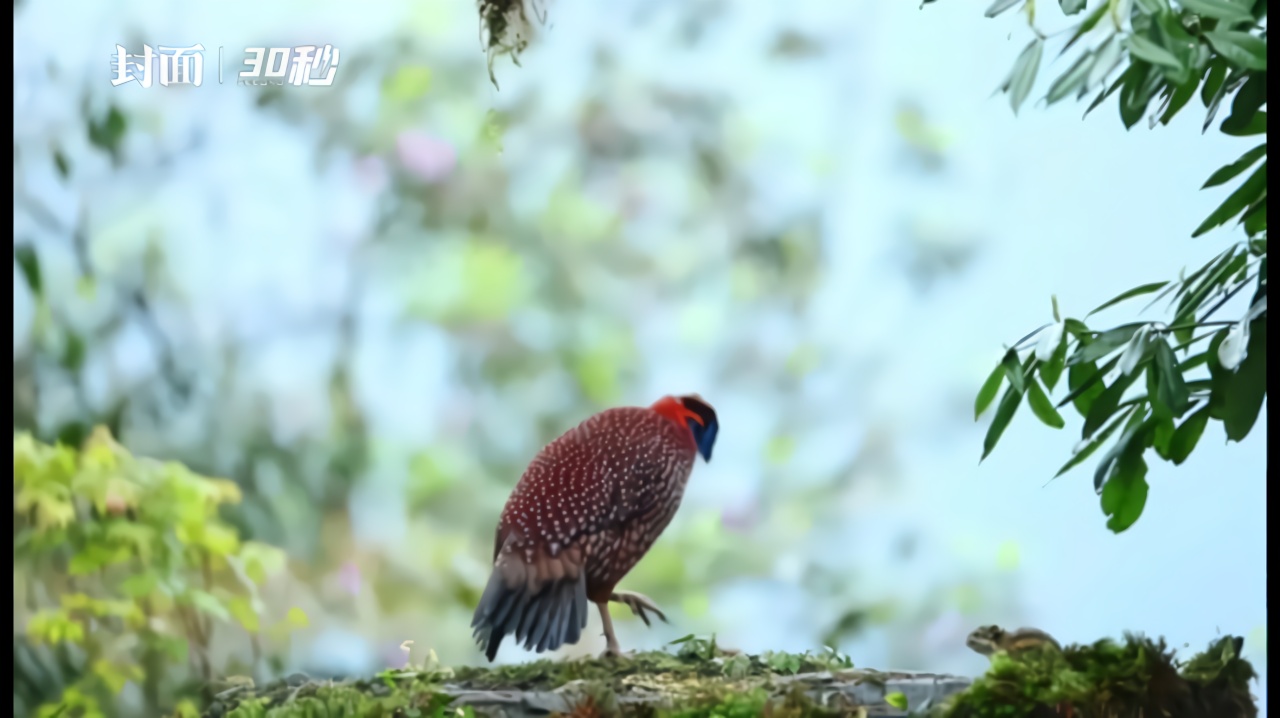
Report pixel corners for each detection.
[966,0,1267,532]
[15,0,1014,686]
[14,428,302,717]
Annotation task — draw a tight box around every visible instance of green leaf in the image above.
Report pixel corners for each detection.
[1125,34,1186,70]
[1046,50,1096,104]
[1067,323,1144,365]
[1202,143,1267,188]
[1220,317,1267,441]
[227,596,262,633]
[1241,198,1266,235]
[1092,406,1148,491]
[1158,77,1199,125]
[1176,0,1257,24]
[885,692,909,711]
[1064,3,1111,56]
[1007,39,1045,115]
[1040,335,1069,390]
[87,106,128,163]
[1082,369,1139,438]
[1222,110,1267,136]
[1168,405,1210,464]
[1202,30,1268,71]
[1201,65,1241,132]
[1151,339,1192,418]
[53,150,71,180]
[14,244,42,297]
[1140,277,1183,314]
[60,331,86,372]
[185,590,231,622]
[986,0,1024,15]
[1027,379,1066,428]
[1085,36,1124,91]
[1013,322,1054,348]
[1193,161,1267,236]
[1175,246,1243,324]
[119,572,159,599]
[286,606,310,628]
[982,384,1025,461]
[1101,442,1150,533]
[1085,70,1125,117]
[1119,61,1160,129]
[975,364,1006,420]
[68,548,108,575]
[1060,0,1088,12]
[1178,349,1211,372]
[1063,356,1119,415]
[1054,407,1132,477]
[1220,72,1267,135]
[1063,318,1091,337]
[1200,59,1228,107]
[983,0,1024,14]
[1150,415,1175,460]
[1087,281,1170,317]
[1001,348,1027,393]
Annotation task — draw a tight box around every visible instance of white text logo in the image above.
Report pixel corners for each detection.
[109,44,341,88]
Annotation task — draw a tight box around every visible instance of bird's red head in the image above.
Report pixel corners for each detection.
[650,394,719,462]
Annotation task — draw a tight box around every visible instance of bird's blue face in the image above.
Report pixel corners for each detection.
[679,395,719,462]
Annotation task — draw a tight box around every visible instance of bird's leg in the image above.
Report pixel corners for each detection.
[609,590,668,627]
[596,601,625,658]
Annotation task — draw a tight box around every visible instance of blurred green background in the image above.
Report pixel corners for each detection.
[13,0,1268,715]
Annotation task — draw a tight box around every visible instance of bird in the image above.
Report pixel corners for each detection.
[470,394,719,662]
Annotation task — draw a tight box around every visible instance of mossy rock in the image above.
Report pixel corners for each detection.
[198,642,967,717]
[195,634,1258,718]
[947,633,1257,718]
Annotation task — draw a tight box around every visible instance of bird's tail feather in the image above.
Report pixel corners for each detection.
[471,556,588,662]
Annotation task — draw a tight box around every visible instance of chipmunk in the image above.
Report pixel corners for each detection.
[966,625,1062,659]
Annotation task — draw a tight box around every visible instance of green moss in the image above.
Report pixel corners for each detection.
[197,666,844,718]
[941,633,1258,718]
[657,686,845,718]
[195,633,1258,717]
[197,640,862,718]
[450,638,853,693]
[204,673,458,718]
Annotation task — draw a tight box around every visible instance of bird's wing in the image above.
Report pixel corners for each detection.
[603,436,672,528]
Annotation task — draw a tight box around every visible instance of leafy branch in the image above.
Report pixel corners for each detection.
[963,0,1267,532]
[14,428,308,716]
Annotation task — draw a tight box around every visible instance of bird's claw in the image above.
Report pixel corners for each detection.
[610,591,668,627]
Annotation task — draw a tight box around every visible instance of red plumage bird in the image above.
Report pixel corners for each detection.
[471,394,719,661]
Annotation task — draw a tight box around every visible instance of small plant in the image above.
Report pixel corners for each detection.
[669,634,721,661]
[14,428,305,717]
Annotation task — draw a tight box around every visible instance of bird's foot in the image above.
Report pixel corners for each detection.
[609,590,668,627]
[599,645,632,660]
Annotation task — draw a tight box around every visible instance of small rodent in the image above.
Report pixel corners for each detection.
[966,624,1062,658]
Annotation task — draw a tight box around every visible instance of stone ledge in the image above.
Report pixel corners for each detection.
[443,670,972,716]
[199,634,1259,718]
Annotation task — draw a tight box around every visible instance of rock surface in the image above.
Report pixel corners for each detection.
[441,669,972,716]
